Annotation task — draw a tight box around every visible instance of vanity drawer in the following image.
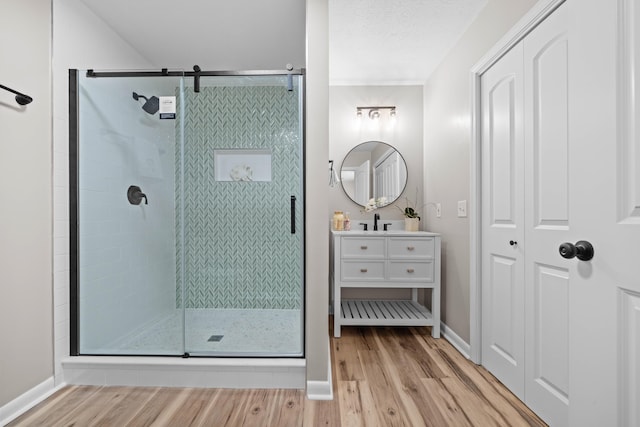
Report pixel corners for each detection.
[342,237,385,259]
[388,237,435,259]
[341,260,385,281]
[388,260,433,282]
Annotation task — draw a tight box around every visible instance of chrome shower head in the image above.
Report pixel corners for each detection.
[132,92,159,115]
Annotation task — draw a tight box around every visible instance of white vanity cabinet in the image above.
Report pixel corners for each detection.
[331,231,441,338]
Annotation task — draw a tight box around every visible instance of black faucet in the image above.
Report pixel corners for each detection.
[373,213,380,231]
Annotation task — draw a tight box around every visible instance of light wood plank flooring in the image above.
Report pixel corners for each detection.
[8,323,546,426]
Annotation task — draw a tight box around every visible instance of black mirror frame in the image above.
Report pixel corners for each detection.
[339,141,408,207]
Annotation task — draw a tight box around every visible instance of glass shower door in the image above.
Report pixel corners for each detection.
[179,74,304,356]
[75,72,186,355]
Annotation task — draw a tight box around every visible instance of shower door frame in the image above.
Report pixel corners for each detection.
[69,68,306,358]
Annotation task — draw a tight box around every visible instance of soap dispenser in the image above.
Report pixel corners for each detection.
[343,212,351,231]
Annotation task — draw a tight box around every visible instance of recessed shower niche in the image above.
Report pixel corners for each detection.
[69,69,304,358]
[213,149,273,182]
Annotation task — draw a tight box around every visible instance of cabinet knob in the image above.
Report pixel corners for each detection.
[360,268,368,273]
[407,246,415,251]
[360,246,368,250]
[407,268,415,273]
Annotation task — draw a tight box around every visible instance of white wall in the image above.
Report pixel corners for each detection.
[0,0,53,410]
[52,0,157,383]
[423,0,538,343]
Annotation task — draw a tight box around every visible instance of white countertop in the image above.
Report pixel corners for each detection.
[331,230,440,237]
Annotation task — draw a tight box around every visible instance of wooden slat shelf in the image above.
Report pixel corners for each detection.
[340,299,434,327]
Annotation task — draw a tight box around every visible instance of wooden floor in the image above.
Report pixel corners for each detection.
[8,324,546,426]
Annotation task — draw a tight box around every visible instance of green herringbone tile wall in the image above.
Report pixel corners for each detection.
[176,82,303,310]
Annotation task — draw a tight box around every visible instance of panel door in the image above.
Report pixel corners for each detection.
[567,0,640,425]
[354,160,370,205]
[481,41,526,399]
[522,4,569,425]
[374,151,402,202]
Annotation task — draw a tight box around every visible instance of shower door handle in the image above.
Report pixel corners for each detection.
[290,196,296,234]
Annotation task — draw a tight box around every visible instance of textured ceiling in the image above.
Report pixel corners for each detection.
[329,0,487,84]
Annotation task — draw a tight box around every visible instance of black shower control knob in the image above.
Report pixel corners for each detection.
[559,240,594,261]
[127,185,148,205]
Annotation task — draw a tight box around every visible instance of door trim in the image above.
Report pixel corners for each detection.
[468,0,566,364]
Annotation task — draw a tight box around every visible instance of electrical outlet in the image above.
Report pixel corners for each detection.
[436,203,442,218]
[457,200,467,217]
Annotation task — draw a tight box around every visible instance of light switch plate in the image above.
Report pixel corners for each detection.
[436,203,442,218]
[457,200,467,217]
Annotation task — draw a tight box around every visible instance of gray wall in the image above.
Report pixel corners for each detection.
[0,0,53,409]
[305,0,331,385]
[423,0,538,343]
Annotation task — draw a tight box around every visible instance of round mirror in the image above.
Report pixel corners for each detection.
[340,141,408,207]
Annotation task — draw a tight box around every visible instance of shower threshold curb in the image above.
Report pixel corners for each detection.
[61,356,306,389]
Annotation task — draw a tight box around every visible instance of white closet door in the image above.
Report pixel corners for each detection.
[568,0,640,425]
[481,41,526,399]
[522,3,569,425]
[481,1,640,425]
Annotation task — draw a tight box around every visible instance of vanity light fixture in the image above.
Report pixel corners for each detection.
[356,106,396,120]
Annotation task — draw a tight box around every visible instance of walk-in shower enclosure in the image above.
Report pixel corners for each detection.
[69,69,304,357]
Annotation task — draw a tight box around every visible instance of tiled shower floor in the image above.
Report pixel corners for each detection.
[116,309,302,356]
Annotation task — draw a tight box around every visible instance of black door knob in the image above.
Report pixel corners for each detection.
[509,240,517,246]
[559,240,594,261]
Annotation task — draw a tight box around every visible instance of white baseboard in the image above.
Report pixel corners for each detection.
[0,377,62,426]
[306,343,333,400]
[441,322,471,360]
[306,379,333,400]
